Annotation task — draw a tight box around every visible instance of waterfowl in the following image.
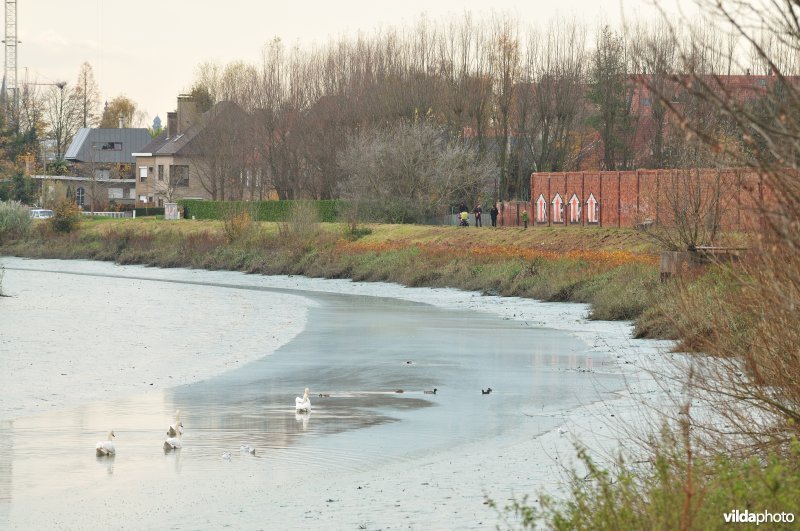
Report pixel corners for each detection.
[395,389,404,394]
[164,430,183,452]
[240,444,256,455]
[295,388,311,412]
[221,452,231,461]
[167,409,184,438]
[163,434,182,451]
[317,393,330,398]
[482,387,493,395]
[95,430,116,457]
[424,388,438,395]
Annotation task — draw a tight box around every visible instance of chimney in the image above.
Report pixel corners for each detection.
[177,94,198,134]
[118,116,124,128]
[167,111,177,139]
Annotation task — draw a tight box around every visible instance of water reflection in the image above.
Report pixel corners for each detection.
[295,411,311,430]
[0,263,629,528]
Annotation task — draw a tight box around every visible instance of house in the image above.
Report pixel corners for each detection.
[134,95,252,206]
[57,127,152,208]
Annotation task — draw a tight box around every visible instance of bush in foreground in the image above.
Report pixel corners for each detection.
[0,200,32,244]
[49,200,82,233]
[492,435,800,530]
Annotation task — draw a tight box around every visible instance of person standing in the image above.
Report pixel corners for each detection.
[522,209,529,229]
[473,204,482,227]
[490,204,499,227]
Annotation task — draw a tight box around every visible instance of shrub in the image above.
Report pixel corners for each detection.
[492,435,800,530]
[278,200,320,240]
[0,200,33,243]
[49,199,82,233]
[222,205,254,244]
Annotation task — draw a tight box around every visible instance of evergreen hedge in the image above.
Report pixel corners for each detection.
[134,207,165,217]
[177,199,341,222]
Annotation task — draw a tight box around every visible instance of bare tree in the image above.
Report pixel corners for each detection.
[190,102,252,201]
[649,0,800,455]
[43,83,79,160]
[73,62,101,128]
[490,14,521,201]
[525,21,589,172]
[338,120,496,223]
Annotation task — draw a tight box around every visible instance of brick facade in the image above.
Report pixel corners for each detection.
[526,169,766,230]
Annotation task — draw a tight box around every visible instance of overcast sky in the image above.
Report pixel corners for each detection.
[19,0,697,125]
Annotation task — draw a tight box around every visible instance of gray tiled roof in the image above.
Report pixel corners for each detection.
[64,128,152,163]
[137,131,169,155]
[148,101,248,157]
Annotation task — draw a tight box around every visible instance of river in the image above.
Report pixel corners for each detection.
[0,257,665,529]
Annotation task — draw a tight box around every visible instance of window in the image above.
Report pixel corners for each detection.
[158,165,164,181]
[92,142,123,151]
[108,188,123,199]
[139,167,148,183]
[76,187,85,207]
[170,165,189,187]
[94,169,110,180]
[641,97,651,107]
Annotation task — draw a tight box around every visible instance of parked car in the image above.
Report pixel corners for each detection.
[29,209,54,219]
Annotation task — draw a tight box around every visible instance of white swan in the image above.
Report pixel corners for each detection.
[167,409,184,438]
[96,430,116,457]
[295,388,311,412]
[164,434,182,451]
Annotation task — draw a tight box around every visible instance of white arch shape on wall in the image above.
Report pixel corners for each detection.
[586,193,599,224]
[569,193,581,223]
[536,194,548,223]
[551,192,564,223]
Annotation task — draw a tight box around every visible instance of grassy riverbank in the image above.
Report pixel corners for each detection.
[2,217,670,327]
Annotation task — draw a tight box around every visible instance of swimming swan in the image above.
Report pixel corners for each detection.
[164,434,182,451]
[167,409,184,437]
[295,388,311,412]
[96,430,116,457]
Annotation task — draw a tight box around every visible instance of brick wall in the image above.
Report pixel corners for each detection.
[529,169,766,230]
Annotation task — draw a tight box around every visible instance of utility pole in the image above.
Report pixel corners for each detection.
[3,0,18,114]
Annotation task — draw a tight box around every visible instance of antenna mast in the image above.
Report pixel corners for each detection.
[4,0,17,112]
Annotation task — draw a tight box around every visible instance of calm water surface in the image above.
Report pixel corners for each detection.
[0,260,624,526]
